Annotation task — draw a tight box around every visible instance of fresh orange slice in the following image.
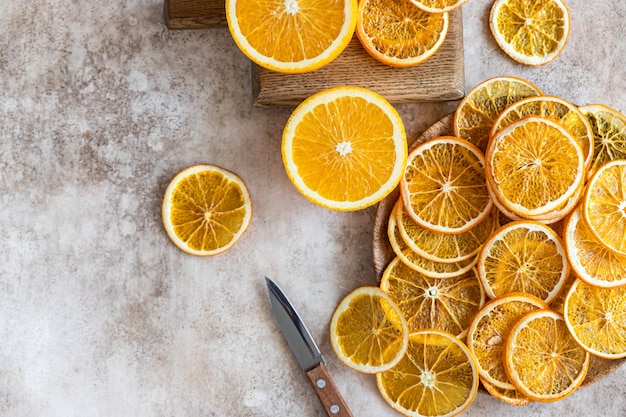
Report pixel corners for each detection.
[356,0,448,68]
[579,104,626,176]
[161,165,252,256]
[282,86,407,211]
[504,309,590,402]
[376,330,479,417]
[563,278,626,359]
[225,0,357,73]
[330,286,409,373]
[454,76,542,152]
[564,206,626,288]
[400,136,493,234]
[466,293,548,390]
[486,116,585,218]
[380,256,485,338]
[409,0,469,13]
[491,96,593,171]
[489,0,570,66]
[388,202,477,278]
[396,199,498,263]
[583,159,626,255]
[477,220,569,303]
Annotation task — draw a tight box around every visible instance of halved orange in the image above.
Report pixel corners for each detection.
[489,0,570,66]
[226,0,357,73]
[477,220,569,303]
[504,309,589,402]
[454,76,542,152]
[486,116,584,218]
[282,86,407,211]
[380,256,484,338]
[161,165,252,256]
[583,159,626,255]
[377,329,479,417]
[400,136,493,234]
[563,278,626,359]
[356,0,449,68]
[330,286,409,373]
[579,104,626,176]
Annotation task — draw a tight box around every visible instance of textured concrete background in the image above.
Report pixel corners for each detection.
[1,0,624,416]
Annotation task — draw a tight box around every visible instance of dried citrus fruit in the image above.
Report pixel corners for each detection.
[282,86,407,211]
[356,0,449,68]
[489,0,570,66]
[480,378,531,407]
[388,202,477,278]
[564,278,626,359]
[579,104,626,176]
[396,199,497,263]
[409,0,469,13]
[226,0,357,73]
[454,76,542,152]
[491,96,593,171]
[564,206,626,288]
[486,116,584,218]
[477,220,569,303]
[504,309,589,402]
[583,159,626,255]
[330,286,408,373]
[377,329,479,417]
[466,293,548,390]
[161,165,252,256]
[400,136,493,234]
[380,257,485,338]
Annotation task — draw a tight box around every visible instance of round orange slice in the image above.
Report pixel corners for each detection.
[579,104,626,176]
[400,136,493,234]
[409,0,469,13]
[356,0,449,68]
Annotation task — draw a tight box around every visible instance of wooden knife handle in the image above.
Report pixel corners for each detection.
[305,363,354,417]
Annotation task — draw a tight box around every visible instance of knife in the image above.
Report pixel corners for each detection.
[265,277,354,417]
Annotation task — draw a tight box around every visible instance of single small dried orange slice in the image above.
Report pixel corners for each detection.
[579,104,626,176]
[409,0,469,13]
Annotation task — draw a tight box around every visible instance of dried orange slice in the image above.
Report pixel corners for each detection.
[409,0,469,13]
[396,199,498,263]
[477,220,569,303]
[583,159,626,255]
[481,378,531,407]
[489,0,570,66]
[504,309,590,402]
[491,96,593,171]
[579,104,626,176]
[282,86,407,211]
[330,286,409,373]
[161,165,252,256]
[356,0,448,67]
[563,278,626,359]
[377,330,479,417]
[486,116,585,218]
[466,293,548,390]
[454,76,542,152]
[400,136,493,234]
[226,0,357,73]
[380,256,484,338]
[388,202,477,278]
[564,206,626,288]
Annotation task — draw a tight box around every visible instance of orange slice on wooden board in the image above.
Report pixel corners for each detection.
[161,165,252,256]
[330,286,409,373]
[376,329,479,417]
[400,136,493,234]
[489,0,571,66]
[579,104,626,177]
[454,76,542,152]
[356,0,449,68]
[226,0,357,73]
[282,86,407,211]
[504,309,590,402]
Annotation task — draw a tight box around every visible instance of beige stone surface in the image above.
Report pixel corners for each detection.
[1,1,624,416]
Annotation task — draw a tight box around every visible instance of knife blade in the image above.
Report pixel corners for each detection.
[265,277,354,417]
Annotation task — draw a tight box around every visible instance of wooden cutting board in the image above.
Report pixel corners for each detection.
[164,0,465,107]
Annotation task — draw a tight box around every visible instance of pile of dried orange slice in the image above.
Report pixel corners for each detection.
[330,76,626,415]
